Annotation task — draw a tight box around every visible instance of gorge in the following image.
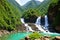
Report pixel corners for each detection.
[0,0,60,40]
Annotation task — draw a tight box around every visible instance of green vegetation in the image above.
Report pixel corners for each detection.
[0,0,60,32]
[22,0,51,21]
[22,9,39,19]
[29,32,42,40]
[0,0,21,31]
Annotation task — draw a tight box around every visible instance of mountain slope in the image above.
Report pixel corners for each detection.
[7,0,51,16]
[0,0,21,31]
[22,0,41,9]
[22,0,51,15]
[36,0,51,15]
[7,0,24,12]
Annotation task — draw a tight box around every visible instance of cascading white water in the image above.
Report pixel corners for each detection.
[44,15,50,33]
[24,24,34,32]
[20,18,34,32]
[35,17,41,25]
[45,15,49,29]
[20,17,59,34]
[20,18,25,24]
[35,16,46,33]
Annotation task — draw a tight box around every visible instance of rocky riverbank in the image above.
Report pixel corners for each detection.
[0,30,10,37]
[0,30,25,37]
[24,36,60,40]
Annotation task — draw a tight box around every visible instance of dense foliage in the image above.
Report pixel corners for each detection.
[22,8,41,23]
[29,32,42,40]
[0,0,21,31]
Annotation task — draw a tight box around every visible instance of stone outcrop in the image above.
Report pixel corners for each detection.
[24,15,37,23]
[25,36,30,40]
[16,24,26,32]
[28,23,39,31]
[0,30,10,37]
[53,36,60,40]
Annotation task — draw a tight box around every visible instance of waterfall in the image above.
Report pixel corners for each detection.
[24,24,34,32]
[35,16,46,33]
[20,17,58,34]
[35,17,41,25]
[44,15,49,30]
[20,18,25,24]
[20,18,34,32]
[44,15,50,33]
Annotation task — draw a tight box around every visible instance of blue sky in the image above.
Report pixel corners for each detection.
[15,0,44,6]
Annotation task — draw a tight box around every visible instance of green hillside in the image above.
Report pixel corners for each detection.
[0,0,21,31]
[7,0,24,12]
[23,0,51,16]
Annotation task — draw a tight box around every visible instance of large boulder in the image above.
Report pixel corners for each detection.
[25,36,30,40]
[53,36,60,40]
[40,36,50,40]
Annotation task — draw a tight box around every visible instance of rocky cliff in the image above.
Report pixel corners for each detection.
[48,0,60,32]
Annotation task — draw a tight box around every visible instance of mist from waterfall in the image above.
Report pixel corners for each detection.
[20,18,34,32]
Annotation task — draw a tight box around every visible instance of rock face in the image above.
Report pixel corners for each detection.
[48,0,60,32]
[28,23,39,31]
[16,24,26,32]
[24,15,37,23]
[41,16,45,26]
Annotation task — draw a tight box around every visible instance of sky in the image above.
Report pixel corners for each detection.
[15,0,44,6]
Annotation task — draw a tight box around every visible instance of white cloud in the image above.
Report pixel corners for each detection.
[15,0,31,6]
[39,0,44,2]
[15,0,44,6]
[37,0,44,2]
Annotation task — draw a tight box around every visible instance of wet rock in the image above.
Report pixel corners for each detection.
[53,36,60,40]
[40,36,50,40]
[55,26,60,32]
[1,30,10,35]
[0,30,10,37]
[28,23,39,31]
[25,36,30,40]
[16,24,26,31]
[44,36,50,40]
[44,38,50,40]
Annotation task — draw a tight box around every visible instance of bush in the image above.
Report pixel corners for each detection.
[29,32,42,40]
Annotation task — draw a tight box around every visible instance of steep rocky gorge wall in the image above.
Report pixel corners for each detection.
[48,0,60,32]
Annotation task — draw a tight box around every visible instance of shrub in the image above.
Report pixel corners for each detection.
[29,32,42,40]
